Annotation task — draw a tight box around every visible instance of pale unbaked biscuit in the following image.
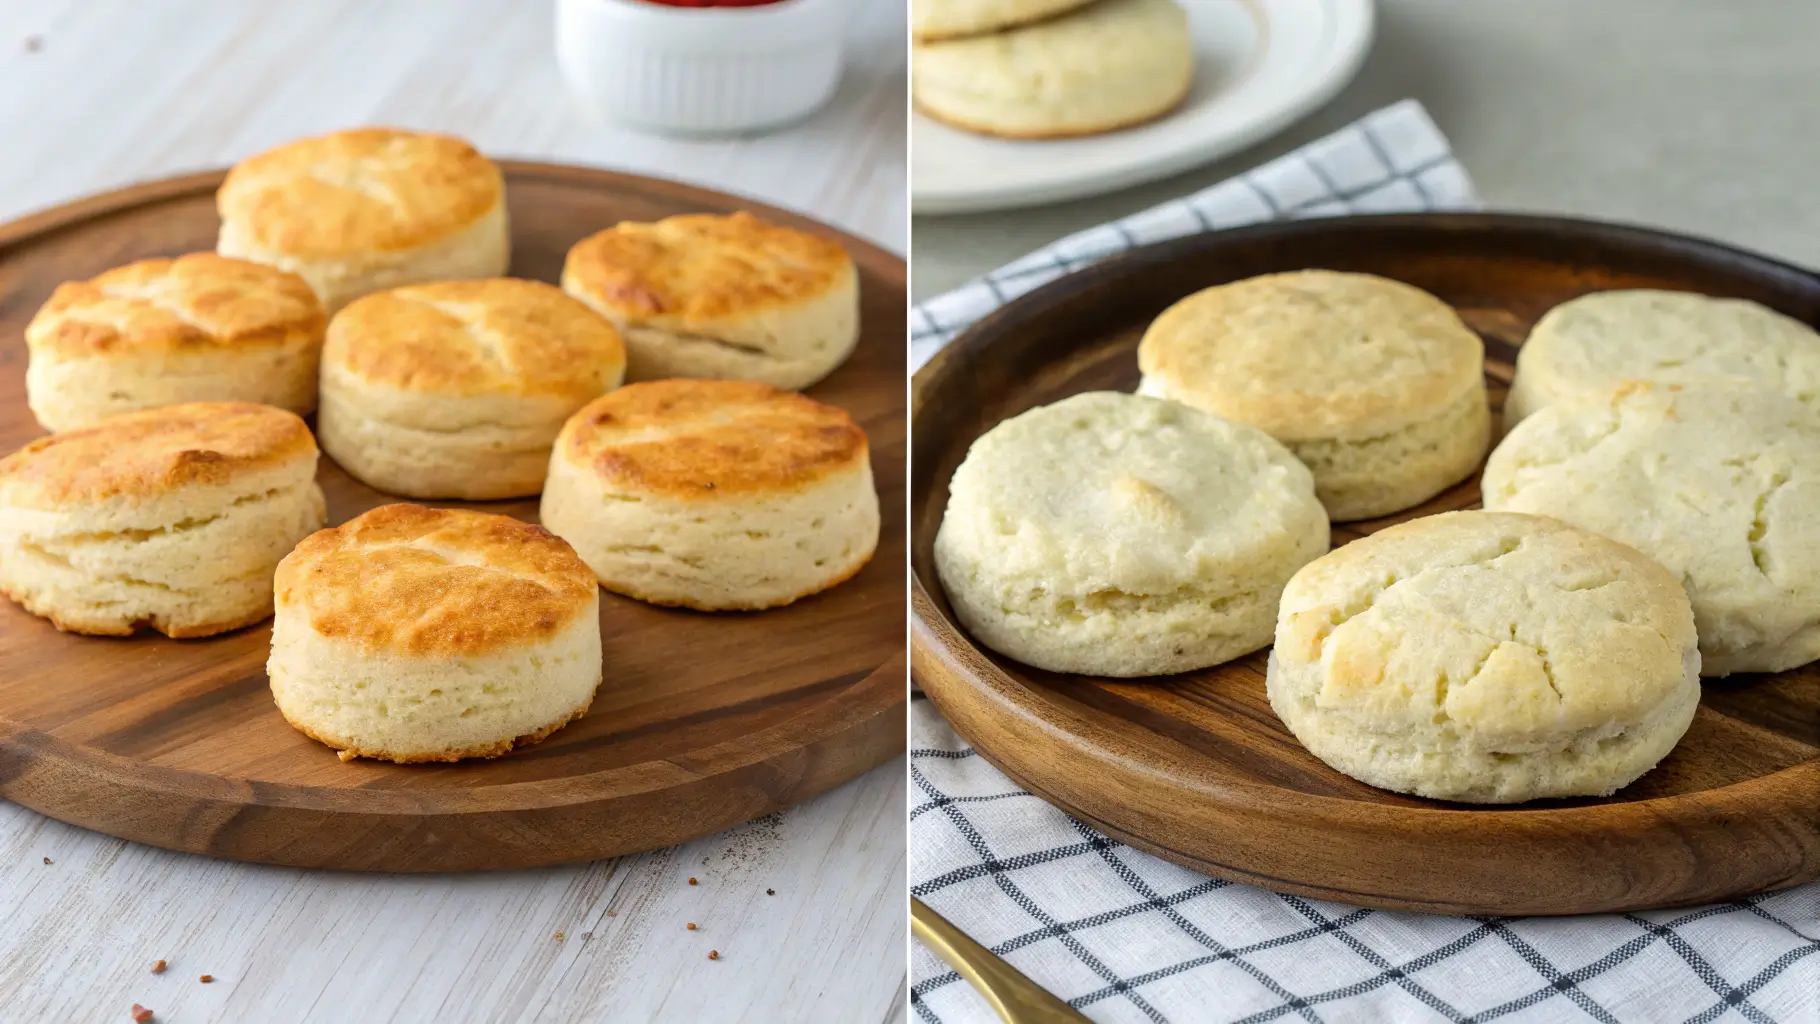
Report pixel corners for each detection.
[1505,289,1820,430]
[935,391,1329,677]
[1138,270,1491,521]
[561,212,859,390]
[1269,511,1700,803]
[269,503,602,763]
[317,278,626,500]
[1483,381,1820,676]
[912,0,1194,139]
[912,0,1099,41]
[0,402,326,638]
[217,127,509,313]
[25,253,325,432]
[540,380,879,611]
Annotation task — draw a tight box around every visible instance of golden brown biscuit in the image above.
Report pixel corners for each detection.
[316,279,627,499]
[217,128,509,312]
[561,212,859,389]
[541,380,879,610]
[24,253,324,431]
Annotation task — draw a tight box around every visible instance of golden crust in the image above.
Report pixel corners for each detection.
[274,504,598,658]
[217,128,503,256]
[0,577,275,639]
[326,279,626,398]
[0,402,317,507]
[282,695,593,764]
[26,254,323,357]
[561,211,854,327]
[1138,271,1485,441]
[556,380,869,500]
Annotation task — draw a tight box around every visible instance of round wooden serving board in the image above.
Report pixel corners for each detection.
[0,163,906,871]
[911,213,1820,916]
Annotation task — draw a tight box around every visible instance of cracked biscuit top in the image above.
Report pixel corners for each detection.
[275,504,598,657]
[0,401,318,509]
[326,279,625,399]
[26,254,324,358]
[1275,511,1696,748]
[1483,380,1820,674]
[218,128,503,256]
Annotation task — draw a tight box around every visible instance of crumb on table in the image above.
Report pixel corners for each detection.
[150,960,166,975]
[708,950,719,961]
[198,975,213,984]
[130,1005,153,1023]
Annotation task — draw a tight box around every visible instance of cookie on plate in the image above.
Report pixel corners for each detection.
[912,0,1099,41]
[269,504,602,763]
[0,402,326,637]
[1269,511,1700,803]
[1504,289,1820,430]
[1484,380,1820,676]
[24,254,324,432]
[217,127,509,313]
[561,212,858,390]
[912,0,1194,139]
[317,278,626,500]
[1138,270,1491,521]
[935,391,1329,677]
[540,380,879,610]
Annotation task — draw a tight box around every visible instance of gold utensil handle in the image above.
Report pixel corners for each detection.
[910,897,1091,1024]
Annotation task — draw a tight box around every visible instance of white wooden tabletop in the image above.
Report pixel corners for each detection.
[0,3,907,1022]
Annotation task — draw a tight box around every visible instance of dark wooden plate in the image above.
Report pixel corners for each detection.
[0,163,907,871]
[910,213,1820,916]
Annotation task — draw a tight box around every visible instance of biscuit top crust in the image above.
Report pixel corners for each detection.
[217,128,503,256]
[1482,380,1820,630]
[0,402,317,508]
[326,279,626,399]
[26,254,323,357]
[560,212,854,328]
[1519,289,1820,402]
[556,380,868,500]
[1138,270,1485,441]
[939,391,1325,596]
[274,504,598,657]
[1275,510,1697,747]
[913,0,1189,84]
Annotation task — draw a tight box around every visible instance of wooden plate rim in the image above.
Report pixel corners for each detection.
[910,211,1820,894]
[0,163,908,822]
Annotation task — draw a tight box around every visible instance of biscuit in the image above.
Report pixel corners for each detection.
[1505,289,1820,430]
[1483,381,1820,676]
[1268,511,1700,803]
[1138,270,1491,521]
[912,0,1099,41]
[269,504,601,763]
[912,0,1194,139]
[317,278,627,500]
[561,212,859,390]
[0,402,326,638]
[24,254,325,432]
[935,391,1329,677]
[217,127,509,313]
[540,380,878,610]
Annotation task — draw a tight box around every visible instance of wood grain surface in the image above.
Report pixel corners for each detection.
[0,163,908,872]
[910,213,1820,916]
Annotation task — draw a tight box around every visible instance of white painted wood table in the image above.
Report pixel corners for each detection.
[0,3,908,1022]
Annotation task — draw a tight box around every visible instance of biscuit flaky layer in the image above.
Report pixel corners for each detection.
[0,402,325,637]
[25,255,326,431]
[1505,289,1820,429]
[542,380,879,611]
[561,212,859,389]
[1268,510,1701,803]
[274,504,599,658]
[935,391,1329,677]
[911,0,1194,139]
[1484,380,1820,676]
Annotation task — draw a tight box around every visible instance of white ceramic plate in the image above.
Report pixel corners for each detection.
[910,0,1375,215]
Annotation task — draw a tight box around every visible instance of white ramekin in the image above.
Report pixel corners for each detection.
[555,0,850,136]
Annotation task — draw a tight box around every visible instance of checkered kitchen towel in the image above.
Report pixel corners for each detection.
[909,101,1820,1024]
